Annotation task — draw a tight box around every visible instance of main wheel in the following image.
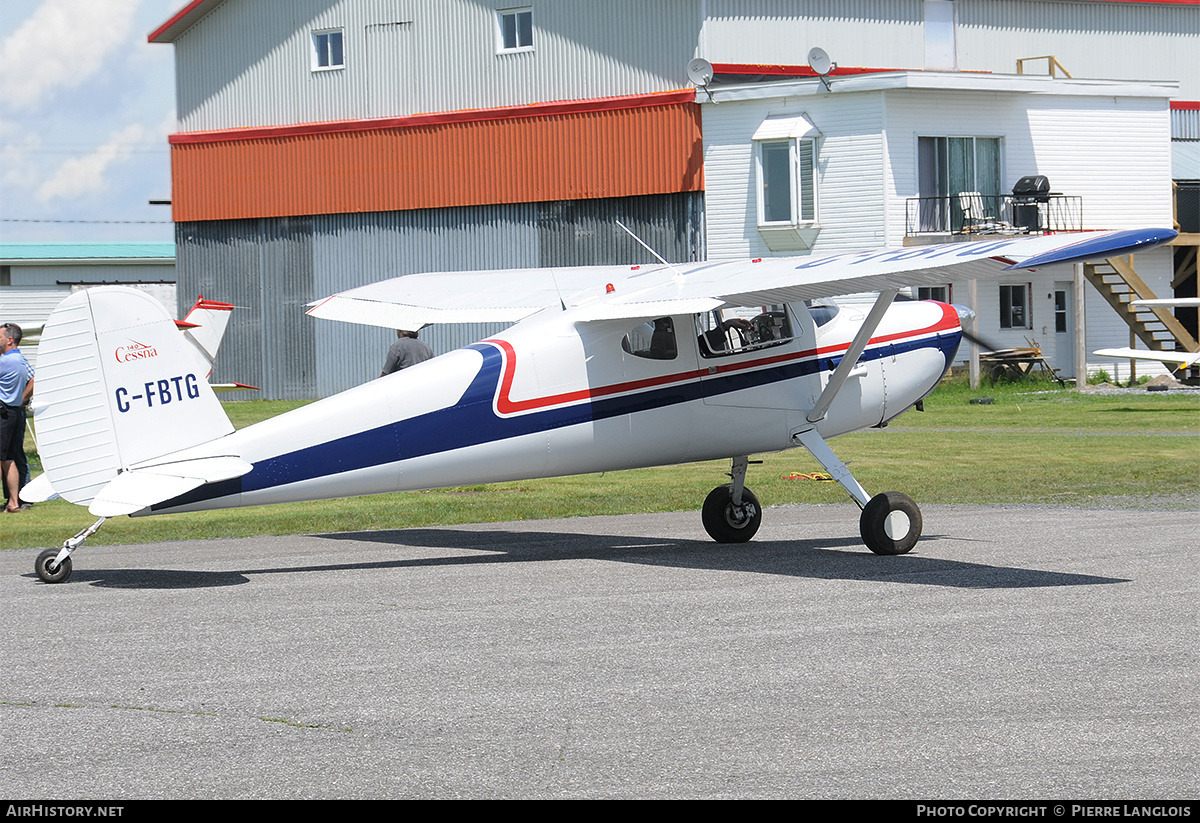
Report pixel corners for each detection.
[702,484,762,543]
[860,492,922,555]
[35,549,72,584]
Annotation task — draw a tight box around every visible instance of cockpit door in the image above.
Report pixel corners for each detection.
[696,303,818,411]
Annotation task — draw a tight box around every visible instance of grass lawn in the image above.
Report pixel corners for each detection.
[4,374,1197,551]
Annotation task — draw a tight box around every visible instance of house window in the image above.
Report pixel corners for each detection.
[917,136,1002,232]
[1000,284,1031,330]
[1054,289,1069,333]
[918,286,950,302]
[751,114,822,251]
[312,29,345,70]
[497,8,533,52]
[756,137,817,226]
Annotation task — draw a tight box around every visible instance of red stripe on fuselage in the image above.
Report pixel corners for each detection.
[486,302,958,416]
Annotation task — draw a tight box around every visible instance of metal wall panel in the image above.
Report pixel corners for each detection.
[175,217,316,400]
[5,263,176,287]
[177,193,704,398]
[1174,108,1200,142]
[702,0,924,68]
[537,194,705,266]
[167,0,1197,135]
[311,205,541,393]
[956,0,1199,99]
[171,0,702,132]
[169,100,703,222]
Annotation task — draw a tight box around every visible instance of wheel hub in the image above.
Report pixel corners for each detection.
[726,502,756,528]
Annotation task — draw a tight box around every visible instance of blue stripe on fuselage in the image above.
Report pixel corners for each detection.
[151,331,959,510]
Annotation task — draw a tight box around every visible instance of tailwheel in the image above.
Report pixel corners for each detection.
[702,484,762,543]
[35,548,73,584]
[860,492,922,555]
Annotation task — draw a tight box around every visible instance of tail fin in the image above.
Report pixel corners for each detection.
[177,295,235,378]
[33,287,241,511]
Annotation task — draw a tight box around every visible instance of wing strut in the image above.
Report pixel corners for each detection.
[806,289,897,424]
[791,428,871,507]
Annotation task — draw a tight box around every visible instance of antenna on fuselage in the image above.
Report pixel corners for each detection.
[549,272,567,311]
[615,220,685,280]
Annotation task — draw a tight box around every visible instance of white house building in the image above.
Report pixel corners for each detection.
[698,71,1178,378]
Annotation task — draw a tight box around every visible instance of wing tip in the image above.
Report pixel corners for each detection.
[1005,228,1178,270]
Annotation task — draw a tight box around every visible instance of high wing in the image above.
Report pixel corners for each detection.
[307,228,1177,329]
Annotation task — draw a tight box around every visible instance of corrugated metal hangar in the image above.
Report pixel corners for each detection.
[150,0,1199,398]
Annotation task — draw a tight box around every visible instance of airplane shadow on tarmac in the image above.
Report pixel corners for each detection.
[54,527,1128,591]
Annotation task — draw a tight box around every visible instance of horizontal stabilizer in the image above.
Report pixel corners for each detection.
[88,456,253,517]
[19,473,58,504]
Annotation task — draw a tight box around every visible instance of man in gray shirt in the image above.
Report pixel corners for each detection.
[380,329,434,377]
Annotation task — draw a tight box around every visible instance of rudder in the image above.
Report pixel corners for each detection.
[32,287,236,507]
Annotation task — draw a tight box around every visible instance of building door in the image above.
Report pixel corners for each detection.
[918,136,1002,233]
[1054,282,1074,378]
[365,21,415,117]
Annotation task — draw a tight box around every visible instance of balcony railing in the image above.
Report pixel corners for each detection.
[905,194,1083,238]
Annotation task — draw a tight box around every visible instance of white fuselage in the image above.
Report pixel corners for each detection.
[148,299,961,514]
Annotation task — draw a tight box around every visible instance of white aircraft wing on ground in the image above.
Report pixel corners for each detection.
[1093,348,1200,367]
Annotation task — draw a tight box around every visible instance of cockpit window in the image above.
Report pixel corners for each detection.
[622,316,677,360]
[695,305,794,358]
[806,299,840,328]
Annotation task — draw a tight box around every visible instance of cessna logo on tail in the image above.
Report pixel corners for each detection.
[115,341,159,362]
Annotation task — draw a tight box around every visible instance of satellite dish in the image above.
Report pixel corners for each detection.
[687,58,714,87]
[807,47,833,76]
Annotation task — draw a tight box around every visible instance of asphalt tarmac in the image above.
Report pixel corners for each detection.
[2,503,1197,799]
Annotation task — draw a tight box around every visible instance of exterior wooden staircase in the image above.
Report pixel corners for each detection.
[1083,255,1200,378]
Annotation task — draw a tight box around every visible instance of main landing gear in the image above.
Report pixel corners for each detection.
[702,456,762,543]
[33,516,107,584]
[858,490,922,556]
[702,431,922,555]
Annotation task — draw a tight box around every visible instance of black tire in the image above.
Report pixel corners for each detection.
[702,484,762,543]
[860,492,922,555]
[35,549,72,584]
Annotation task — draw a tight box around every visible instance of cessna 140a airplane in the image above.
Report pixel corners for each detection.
[22,227,1176,583]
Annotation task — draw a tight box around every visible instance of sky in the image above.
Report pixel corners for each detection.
[0,0,183,244]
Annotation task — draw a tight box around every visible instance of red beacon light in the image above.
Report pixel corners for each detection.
[606,283,615,294]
